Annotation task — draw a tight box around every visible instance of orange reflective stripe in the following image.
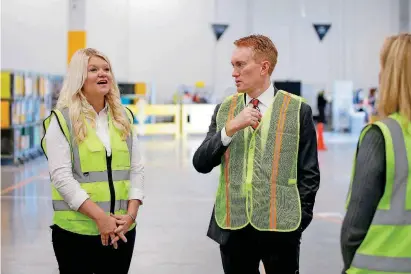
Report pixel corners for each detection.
[270,94,292,229]
[228,95,237,119]
[224,151,231,227]
[224,94,238,227]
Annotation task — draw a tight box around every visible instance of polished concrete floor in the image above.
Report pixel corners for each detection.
[1,133,358,274]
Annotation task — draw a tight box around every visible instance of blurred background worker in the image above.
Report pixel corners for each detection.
[341,33,411,274]
[317,90,327,124]
[42,48,144,274]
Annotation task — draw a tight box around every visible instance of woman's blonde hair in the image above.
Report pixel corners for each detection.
[378,33,411,121]
[56,48,131,143]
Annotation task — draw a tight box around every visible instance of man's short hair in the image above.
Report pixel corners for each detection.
[234,34,278,75]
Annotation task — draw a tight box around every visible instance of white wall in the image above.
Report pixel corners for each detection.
[128,0,217,98]
[1,0,68,75]
[1,0,401,103]
[252,0,399,92]
[86,0,248,102]
[86,0,399,103]
[409,0,411,31]
[85,0,130,83]
[343,0,399,89]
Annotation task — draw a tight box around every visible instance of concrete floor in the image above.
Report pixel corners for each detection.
[1,133,358,274]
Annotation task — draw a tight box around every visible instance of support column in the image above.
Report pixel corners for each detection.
[68,0,86,64]
[399,0,410,32]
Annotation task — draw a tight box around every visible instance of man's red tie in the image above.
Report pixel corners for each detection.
[250,98,260,129]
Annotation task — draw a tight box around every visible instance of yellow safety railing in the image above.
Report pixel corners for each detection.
[181,104,217,137]
[124,103,219,137]
[125,103,180,137]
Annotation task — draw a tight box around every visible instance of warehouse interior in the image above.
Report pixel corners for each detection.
[1,0,410,273]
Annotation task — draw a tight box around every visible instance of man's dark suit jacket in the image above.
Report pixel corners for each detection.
[192,88,320,245]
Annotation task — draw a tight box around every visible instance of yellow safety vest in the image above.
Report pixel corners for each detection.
[215,90,303,231]
[346,112,411,273]
[41,107,136,235]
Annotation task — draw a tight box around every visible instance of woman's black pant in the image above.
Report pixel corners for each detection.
[51,225,136,274]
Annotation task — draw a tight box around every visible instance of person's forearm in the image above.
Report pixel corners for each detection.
[192,131,228,173]
[225,120,240,137]
[297,171,320,231]
[78,199,107,222]
[127,199,141,220]
[297,105,320,231]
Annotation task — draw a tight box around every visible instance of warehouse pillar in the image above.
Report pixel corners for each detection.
[68,0,86,64]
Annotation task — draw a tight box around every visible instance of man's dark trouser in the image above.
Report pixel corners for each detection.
[220,225,301,274]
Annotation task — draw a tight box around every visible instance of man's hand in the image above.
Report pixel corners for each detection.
[225,106,262,136]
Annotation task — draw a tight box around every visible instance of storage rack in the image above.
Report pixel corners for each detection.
[1,71,63,165]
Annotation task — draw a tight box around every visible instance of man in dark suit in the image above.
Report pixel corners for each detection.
[192,35,320,273]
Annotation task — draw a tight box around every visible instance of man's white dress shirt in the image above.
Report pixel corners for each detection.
[45,105,145,211]
[221,84,275,146]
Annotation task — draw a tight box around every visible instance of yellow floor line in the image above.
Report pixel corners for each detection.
[314,214,343,224]
[1,170,48,195]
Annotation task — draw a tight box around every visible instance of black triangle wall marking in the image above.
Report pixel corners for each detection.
[211,24,229,41]
[313,24,331,41]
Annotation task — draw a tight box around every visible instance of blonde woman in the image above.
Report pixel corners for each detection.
[42,48,144,274]
[341,33,411,273]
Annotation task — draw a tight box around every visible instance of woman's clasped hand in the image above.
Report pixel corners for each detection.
[95,213,134,249]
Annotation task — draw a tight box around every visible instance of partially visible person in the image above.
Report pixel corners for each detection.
[317,90,327,124]
[42,48,144,274]
[193,34,320,274]
[367,88,377,111]
[341,33,411,273]
[367,88,378,123]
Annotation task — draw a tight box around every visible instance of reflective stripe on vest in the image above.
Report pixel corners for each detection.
[352,255,411,273]
[215,90,302,231]
[349,115,411,273]
[73,170,130,183]
[53,199,129,212]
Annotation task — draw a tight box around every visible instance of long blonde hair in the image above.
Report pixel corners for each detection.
[56,48,131,143]
[378,33,411,121]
